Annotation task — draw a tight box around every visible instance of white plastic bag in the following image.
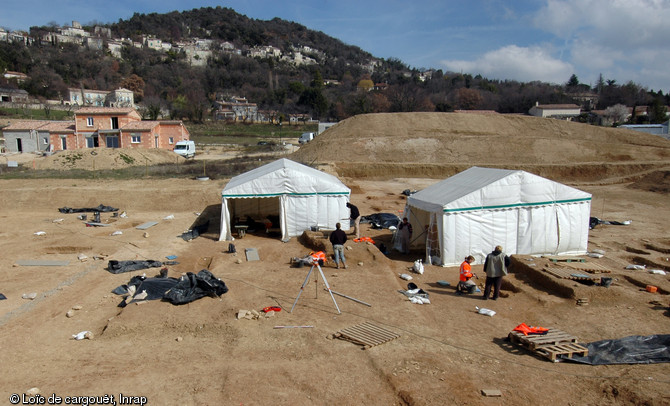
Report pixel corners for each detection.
[72,331,92,340]
[626,264,646,270]
[475,306,496,317]
[413,259,424,275]
[409,296,423,305]
[399,273,413,281]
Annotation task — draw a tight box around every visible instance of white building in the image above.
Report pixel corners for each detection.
[528,102,581,120]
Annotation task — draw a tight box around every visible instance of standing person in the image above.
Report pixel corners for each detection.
[457,255,476,294]
[482,245,510,300]
[329,222,348,269]
[346,202,361,238]
[398,217,413,254]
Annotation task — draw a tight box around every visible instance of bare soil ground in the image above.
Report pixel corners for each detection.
[1,113,669,405]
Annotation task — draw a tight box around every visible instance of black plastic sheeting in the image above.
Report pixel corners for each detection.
[562,335,670,365]
[180,221,210,241]
[164,269,229,305]
[112,269,228,307]
[113,274,179,307]
[0,293,6,300]
[58,204,119,213]
[589,216,631,230]
[107,260,164,274]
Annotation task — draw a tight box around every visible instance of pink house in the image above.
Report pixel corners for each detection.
[2,107,190,153]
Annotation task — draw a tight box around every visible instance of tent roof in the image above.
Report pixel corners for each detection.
[407,166,591,213]
[222,158,350,198]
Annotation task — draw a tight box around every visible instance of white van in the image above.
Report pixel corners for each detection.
[174,140,196,158]
[298,132,315,144]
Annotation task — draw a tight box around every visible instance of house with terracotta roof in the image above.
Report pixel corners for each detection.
[528,102,581,120]
[2,107,189,153]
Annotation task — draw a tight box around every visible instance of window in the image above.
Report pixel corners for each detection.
[168,137,174,144]
[131,134,141,143]
[106,136,119,148]
[86,117,94,127]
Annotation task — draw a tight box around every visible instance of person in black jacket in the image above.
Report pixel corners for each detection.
[329,222,348,269]
[347,202,361,238]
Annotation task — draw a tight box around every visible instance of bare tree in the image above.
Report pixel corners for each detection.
[605,103,629,125]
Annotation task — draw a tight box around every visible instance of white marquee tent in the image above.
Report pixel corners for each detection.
[399,167,592,266]
[219,158,351,241]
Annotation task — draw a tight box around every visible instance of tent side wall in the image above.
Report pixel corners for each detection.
[439,208,519,266]
[433,201,591,266]
[283,194,350,236]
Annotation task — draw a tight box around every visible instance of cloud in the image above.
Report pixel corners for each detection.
[534,0,670,48]
[440,45,573,84]
[533,0,670,89]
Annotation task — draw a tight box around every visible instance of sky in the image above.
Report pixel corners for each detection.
[1,0,669,92]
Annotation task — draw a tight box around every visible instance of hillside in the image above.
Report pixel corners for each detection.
[291,112,670,183]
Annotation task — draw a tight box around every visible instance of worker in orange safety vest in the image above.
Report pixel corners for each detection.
[309,251,327,266]
[456,255,477,294]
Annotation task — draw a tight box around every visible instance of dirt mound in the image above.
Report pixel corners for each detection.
[33,148,185,170]
[628,170,670,193]
[290,112,670,181]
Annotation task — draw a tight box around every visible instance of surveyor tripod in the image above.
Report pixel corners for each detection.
[290,261,341,314]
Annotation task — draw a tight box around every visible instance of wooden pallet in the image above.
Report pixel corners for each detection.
[542,255,586,263]
[558,261,611,274]
[508,328,578,351]
[544,267,601,281]
[334,322,400,349]
[508,328,587,362]
[536,342,588,362]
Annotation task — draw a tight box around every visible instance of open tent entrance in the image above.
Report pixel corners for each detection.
[228,196,282,236]
[219,159,351,242]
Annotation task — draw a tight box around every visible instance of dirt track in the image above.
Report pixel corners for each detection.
[1,113,670,405]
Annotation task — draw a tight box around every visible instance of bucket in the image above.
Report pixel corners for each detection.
[646,285,658,293]
[600,277,612,288]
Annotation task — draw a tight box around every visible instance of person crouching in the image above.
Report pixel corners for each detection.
[457,255,477,294]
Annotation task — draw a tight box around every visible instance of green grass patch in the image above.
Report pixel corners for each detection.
[119,153,135,164]
[0,106,74,121]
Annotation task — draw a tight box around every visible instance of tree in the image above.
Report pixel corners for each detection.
[605,103,629,125]
[456,88,483,110]
[566,74,580,88]
[649,97,668,124]
[357,79,373,92]
[595,73,605,94]
[120,74,146,100]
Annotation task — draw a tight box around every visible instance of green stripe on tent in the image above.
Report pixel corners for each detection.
[442,197,592,213]
[224,192,350,198]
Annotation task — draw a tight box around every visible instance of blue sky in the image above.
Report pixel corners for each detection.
[1,0,668,92]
